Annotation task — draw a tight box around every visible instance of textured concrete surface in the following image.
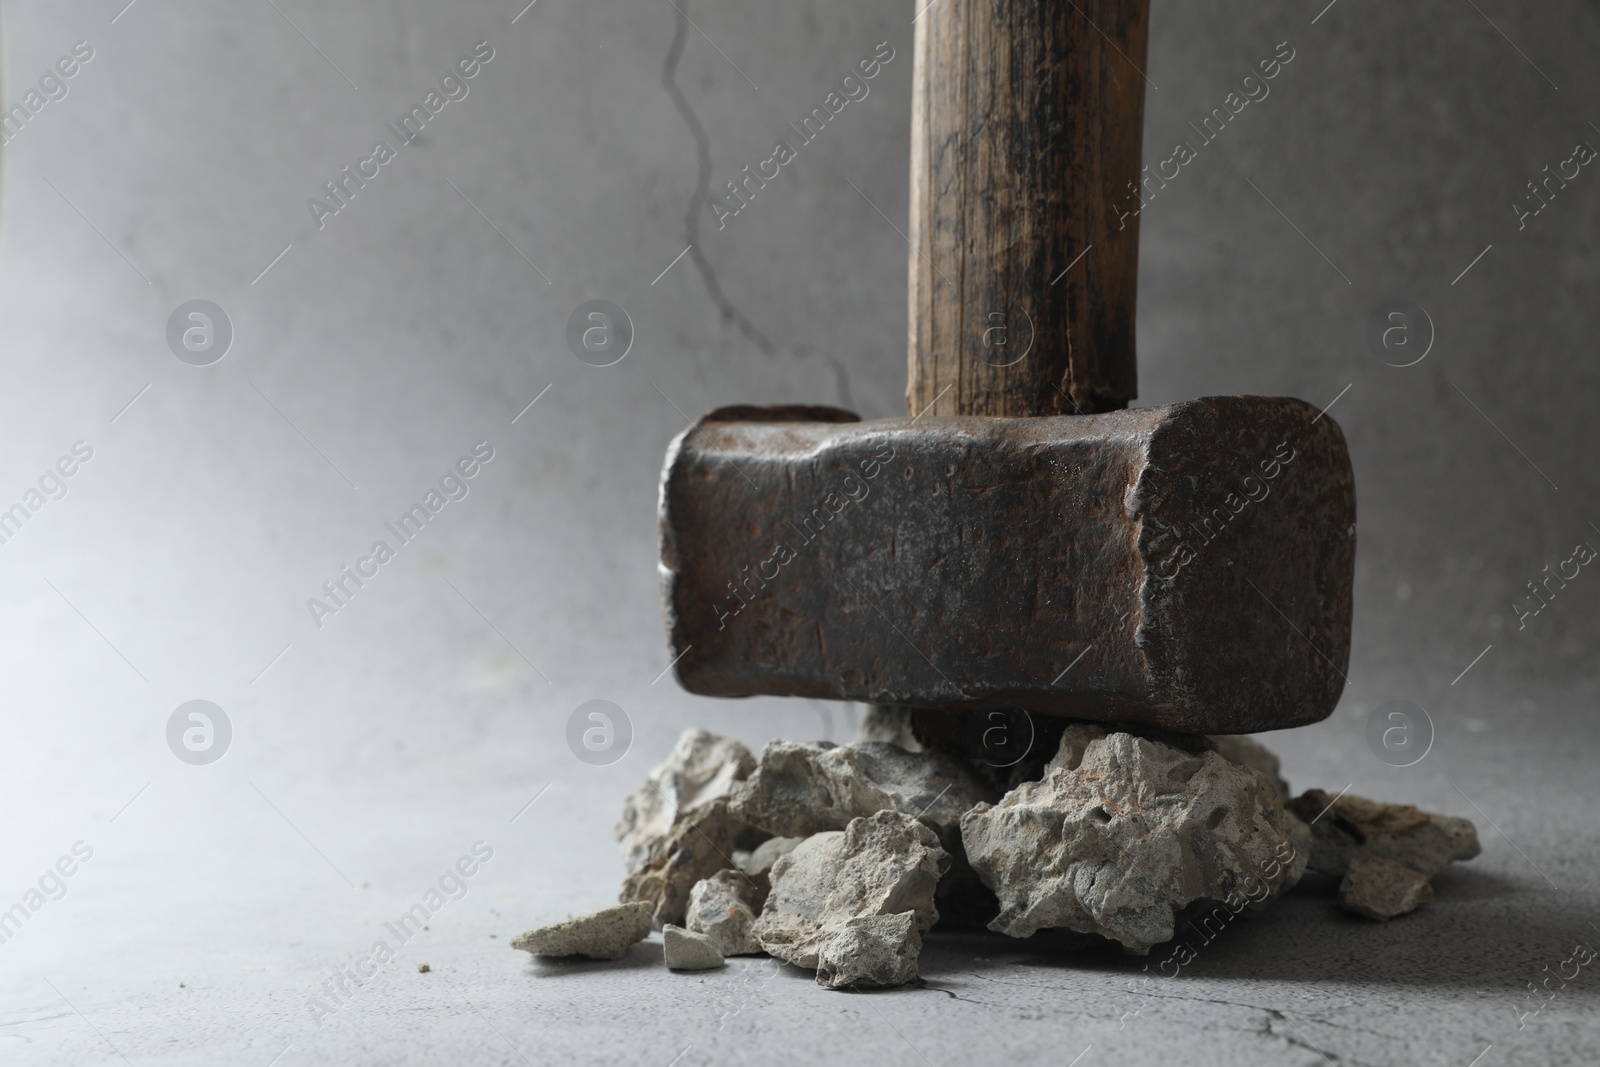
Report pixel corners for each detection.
[2,0,1598,1064]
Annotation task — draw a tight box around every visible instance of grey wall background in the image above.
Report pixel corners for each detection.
[2,1,1597,1064]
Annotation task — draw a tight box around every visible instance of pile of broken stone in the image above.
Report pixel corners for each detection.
[512,710,1480,989]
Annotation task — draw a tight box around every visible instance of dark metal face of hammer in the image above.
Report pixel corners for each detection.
[659,395,1354,734]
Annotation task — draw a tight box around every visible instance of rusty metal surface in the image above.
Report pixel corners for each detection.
[658,396,1355,734]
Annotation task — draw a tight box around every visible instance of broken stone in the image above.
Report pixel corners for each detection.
[961,726,1305,953]
[1338,855,1435,920]
[814,912,922,990]
[739,836,803,876]
[510,901,653,960]
[753,810,945,969]
[663,924,725,970]
[730,739,995,855]
[615,728,757,877]
[1287,789,1480,878]
[1208,734,1290,798]
[856,705,924,751]
[1287,811,1314,882]
[685,868,769,957]
[620,796,742,928]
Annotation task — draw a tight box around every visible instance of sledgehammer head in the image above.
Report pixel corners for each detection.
[658,396,1355,734]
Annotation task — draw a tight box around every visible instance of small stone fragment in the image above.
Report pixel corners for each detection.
[1286,811,1313,884]
[615,728,756,876]
[620,796,742,928]
[510,902,653,960]
[962,727,1304,953]
[754,810,946,968]
[739,836,803,876]
[1288,789,1480,878]
[685,869,768,956]
[1208,734,1290,798]
[856,705,924,751]
[1338,855,1435,920]
[814,912,922,990]
[417,963,430,973]
[730,740,995,854]
[663,924,725,970]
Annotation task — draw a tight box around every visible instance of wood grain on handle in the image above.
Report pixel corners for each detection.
[908,0,1150,418]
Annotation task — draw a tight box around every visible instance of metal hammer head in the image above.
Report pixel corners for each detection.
[659,395,1354,734]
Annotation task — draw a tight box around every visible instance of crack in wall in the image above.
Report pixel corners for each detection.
[662,1,774,355]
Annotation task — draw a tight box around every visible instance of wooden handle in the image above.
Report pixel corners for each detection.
[907,0,1150,418]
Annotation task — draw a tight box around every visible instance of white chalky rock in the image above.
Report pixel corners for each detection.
[685,869,768,957]
[1338,855,1435,920]
[620,797,742,928]
[1208,734,1290,798]
[961,727,1305,954]
[855,705,925,751]
[739,836,803,876]
[814,912,922,990]
[730,740,994,853]
[614,729,768,928]
[615,728,756,876]
[663,924,725,970]
[510,902,653,961]
[753,810,945,969]
[1287,789,1480,879]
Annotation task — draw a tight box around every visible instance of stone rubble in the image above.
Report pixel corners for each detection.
[619,796,744,928]
[578,723,1481,988]
[663,924,725,970]
[855,705,924,752]
[685,868,769,957]
[730,739,995,855]
[1338,855,1435,920]
[814,912,922,989]
[1208,734,1291,798]
[510,901,653,960]
[615,728,758,876]
[753,810,945,969]
[614,728,770,928]
[961,726,1306,953]
[739,836,803,876]
[1287,789,1481,878]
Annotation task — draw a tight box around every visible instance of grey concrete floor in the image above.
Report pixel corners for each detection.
[3,0,1599,1063]
[3,672,1596,1066]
